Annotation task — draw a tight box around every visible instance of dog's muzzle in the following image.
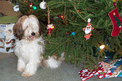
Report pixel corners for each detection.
[29,32,35,39]
[31,32,35,36]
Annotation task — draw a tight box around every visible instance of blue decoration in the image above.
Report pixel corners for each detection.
[104,60,110,63]
[100,59,122,79]
[71,32,75,36]
[110,68,116,73]
[114,61,122,67]
[16,3,19,5]
[117,72,122,77]
[97,48,100,50]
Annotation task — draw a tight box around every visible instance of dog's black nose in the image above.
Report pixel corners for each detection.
[31,32,35,36]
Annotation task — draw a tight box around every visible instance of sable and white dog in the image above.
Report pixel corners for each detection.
[13,15,64,77]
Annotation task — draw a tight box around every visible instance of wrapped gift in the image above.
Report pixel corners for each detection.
[79,63,104,81]
[79,59,122,81]
[0,23,15,53]
[99,59,122,79]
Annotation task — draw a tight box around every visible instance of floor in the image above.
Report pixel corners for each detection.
[0,52,122,81]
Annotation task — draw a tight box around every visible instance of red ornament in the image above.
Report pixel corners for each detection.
[108,2,122,37]
[30,3,32,7]
[66,32,70,35]
[47,24,55,36]
[83,18,94,40]
[59,13,64,19]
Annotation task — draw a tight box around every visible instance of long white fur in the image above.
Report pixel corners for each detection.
[14,36,45,76]
[47,56,62,69]
[46,52,65,69]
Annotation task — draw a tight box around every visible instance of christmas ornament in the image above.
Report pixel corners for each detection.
[66,32,70,35]
[83,18,94,40]
[47,24,55,36]
[33,6,37,10]
[28,0,33,8]
[71,32,75,36]
[59,13,68,24]
[47,8,54,36]
[59,14,64,19]
[30,2,32,8]
[13,3,19,12]
[39,0,46,9]
[60,15,64,19]
[108,2,122,37]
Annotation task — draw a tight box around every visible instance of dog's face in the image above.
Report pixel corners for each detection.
[13,15,41,41]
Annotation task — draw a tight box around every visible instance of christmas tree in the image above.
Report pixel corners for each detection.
[14,0,122,70]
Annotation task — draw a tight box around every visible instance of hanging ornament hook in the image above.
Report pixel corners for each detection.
[46,7,55,36]
[47,7,51,24]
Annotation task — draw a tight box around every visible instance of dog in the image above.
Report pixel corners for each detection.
[13,15,65,77]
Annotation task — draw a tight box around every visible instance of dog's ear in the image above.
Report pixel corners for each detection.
[13,19,23,40]
[13,16,27,40]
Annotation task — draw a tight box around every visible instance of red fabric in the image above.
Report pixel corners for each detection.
[108,7,122,37]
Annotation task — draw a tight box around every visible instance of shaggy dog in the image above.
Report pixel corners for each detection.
[13,15,64,77]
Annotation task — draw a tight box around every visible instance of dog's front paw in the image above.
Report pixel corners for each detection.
[17,67,25,72]
[22,72,34,78]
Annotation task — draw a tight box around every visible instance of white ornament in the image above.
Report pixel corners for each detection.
[30,4,33,8]
[39,0,46,9]
[47,24,54,29]
[84,27,92,34]
[87,18,91,22]
[13,5,19,12]
[84,18,92,34]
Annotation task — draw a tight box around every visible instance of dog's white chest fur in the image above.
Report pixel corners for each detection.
[14,37,44,63]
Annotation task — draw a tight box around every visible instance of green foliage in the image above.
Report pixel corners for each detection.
[15,0,122,70]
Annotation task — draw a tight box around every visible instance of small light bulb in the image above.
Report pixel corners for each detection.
[99,45,105,49]
[33,6,37,10]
